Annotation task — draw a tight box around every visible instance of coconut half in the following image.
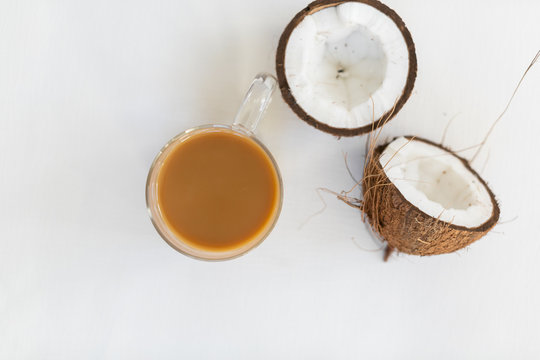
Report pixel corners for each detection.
[362,137,500,256]
[276,0,417,136]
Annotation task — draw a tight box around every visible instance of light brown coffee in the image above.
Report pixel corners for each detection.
[157,129,280,252]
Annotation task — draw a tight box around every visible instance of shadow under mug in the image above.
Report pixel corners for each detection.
[146,73,283,260]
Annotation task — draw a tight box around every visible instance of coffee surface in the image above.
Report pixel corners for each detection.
[157,129,280,252]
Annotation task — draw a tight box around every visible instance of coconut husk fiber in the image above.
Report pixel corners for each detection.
[361,137,500,256]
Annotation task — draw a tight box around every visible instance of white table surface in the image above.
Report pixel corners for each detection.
[2,0,540,358]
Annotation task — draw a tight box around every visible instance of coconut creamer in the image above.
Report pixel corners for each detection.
[156,128,280,252]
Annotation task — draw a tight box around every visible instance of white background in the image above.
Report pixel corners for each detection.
[1,0,539,358]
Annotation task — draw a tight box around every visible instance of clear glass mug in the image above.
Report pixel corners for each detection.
[146,73,282,260]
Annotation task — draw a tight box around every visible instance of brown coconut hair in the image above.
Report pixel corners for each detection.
[361,136,500,256]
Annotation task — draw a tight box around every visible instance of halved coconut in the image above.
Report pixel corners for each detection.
[276,0,417,136]
[362,136,499,256]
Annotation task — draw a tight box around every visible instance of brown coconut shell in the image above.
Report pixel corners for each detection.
[362,137,500,256]
[276,0,417,137]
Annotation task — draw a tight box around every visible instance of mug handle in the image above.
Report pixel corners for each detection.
[232,73,277,134]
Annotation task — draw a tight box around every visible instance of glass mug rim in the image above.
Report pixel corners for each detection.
[146,124,283,261]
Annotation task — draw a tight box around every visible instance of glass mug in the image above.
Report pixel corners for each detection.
[146,73,282,260]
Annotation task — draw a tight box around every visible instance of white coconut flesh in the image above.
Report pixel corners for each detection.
[379,137,494,228]
[284,2,410,129]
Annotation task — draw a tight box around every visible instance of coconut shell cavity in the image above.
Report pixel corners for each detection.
[362,137,500,257]
[276,0,417,136]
